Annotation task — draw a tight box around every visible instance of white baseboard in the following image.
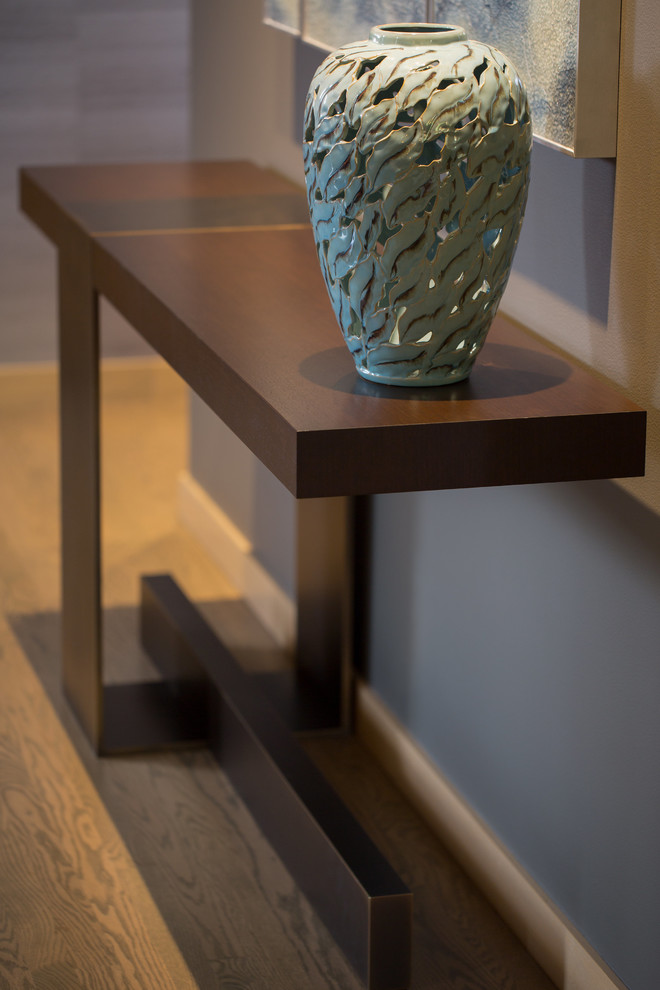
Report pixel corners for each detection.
[177,470,626,990]
[176,470,295,650]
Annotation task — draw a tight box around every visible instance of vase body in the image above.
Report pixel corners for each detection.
[303,23,532,386]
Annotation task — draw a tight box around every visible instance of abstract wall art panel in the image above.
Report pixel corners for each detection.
[263,0,621,157]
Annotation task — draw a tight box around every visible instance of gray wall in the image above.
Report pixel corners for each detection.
[1,0,189,363]
[190,3,660,990]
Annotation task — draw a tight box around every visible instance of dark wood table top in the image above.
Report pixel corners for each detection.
[20,161,646,497]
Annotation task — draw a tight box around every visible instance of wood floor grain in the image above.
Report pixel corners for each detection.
[0,358,556,989]
[0,580,196,990]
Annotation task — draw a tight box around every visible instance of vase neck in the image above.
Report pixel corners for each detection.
[369,23,467,47]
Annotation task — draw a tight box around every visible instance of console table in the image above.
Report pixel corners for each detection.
[20,161,646,990]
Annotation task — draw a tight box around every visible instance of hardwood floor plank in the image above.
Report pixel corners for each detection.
[0,608,197,990]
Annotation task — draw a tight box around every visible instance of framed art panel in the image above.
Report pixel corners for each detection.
[263,0,621,156]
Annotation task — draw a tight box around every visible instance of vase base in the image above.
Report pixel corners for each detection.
[355,365,472,388]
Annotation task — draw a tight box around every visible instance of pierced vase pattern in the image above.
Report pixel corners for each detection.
[303,23,532,386]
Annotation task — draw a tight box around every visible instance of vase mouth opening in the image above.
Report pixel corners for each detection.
[369,23,468,47]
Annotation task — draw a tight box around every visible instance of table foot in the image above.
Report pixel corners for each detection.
[100,681,207,752]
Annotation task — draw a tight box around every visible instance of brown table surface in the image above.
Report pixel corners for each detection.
[20,160,646,498]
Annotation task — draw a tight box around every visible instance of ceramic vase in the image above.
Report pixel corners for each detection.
[303,23,532,386]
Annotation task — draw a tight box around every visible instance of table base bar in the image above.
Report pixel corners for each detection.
[97,574,412,990]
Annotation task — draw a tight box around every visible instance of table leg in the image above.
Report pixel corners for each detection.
[296,496,354,727]
[256,496,355,732]
[58,232,103,750]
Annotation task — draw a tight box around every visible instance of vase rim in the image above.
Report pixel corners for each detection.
[369,23,468,47]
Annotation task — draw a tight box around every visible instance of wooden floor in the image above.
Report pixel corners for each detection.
[0,359,556,990]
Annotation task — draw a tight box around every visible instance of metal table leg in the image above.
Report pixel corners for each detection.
[58,228,103,750]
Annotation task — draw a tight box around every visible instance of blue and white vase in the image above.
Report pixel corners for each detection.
[303,23,532,386]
